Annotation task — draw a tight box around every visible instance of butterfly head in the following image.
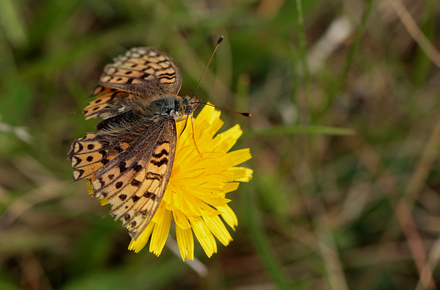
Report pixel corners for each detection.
[170,95,198,122]
[181,95,199,116]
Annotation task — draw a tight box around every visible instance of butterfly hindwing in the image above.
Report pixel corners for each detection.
[90,118,176,240]
[99,47,182,96]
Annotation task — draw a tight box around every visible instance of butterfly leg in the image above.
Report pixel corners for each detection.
[189,116,203,157]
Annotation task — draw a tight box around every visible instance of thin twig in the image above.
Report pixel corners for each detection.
[389,0,440,68]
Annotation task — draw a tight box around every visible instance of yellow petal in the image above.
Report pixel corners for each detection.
[226,149,253,167]
[228,167,254,182]
[128,221,155,253]
[223,182,239,194]
[173,210,191,230]
[176,225,194,261]
[213,125,243,152]
[218,205,238,229]
[191,217,217,257]
[203,215,233,246]
[149,208,171,256]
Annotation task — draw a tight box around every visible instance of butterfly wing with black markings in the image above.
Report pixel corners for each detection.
[83,86,132,120]
[99,47,182,96]
[89,117,176,240]
[68,129,136,181]
[82,47,182,122]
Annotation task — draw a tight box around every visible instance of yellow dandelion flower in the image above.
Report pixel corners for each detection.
[88,104,252,260]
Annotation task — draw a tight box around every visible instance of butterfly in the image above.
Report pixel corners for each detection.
[68,47,198,240]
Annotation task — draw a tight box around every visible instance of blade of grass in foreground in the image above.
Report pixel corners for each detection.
[294,0,311,125]
[0,0,27,46]
[244,186,294,290]
[247,125,355,137]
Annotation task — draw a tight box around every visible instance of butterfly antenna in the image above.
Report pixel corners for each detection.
[194,101,252,117]
[191,36,224,98]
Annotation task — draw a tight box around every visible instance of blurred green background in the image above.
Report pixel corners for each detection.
[1,0,440,289]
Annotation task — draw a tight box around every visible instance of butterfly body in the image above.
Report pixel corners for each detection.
[94,94,197,130]
[68,47,198,240]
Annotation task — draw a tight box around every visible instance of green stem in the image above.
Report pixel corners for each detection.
[295,0,311,125]
[245,187,292,290]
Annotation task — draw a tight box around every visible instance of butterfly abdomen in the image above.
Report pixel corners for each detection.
[96,110,142,131]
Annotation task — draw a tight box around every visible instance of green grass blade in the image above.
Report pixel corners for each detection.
[247,125,355,137]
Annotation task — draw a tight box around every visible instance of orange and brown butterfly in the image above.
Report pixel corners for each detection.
[68,46,200,240]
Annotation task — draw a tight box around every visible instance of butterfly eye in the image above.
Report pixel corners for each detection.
[184,104,194,116]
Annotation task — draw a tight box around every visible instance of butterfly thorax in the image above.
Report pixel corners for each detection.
[143,95,198,122]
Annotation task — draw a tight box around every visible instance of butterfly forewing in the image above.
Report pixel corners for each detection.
[90,118,176,240]
[68,133,131,181]
[99,47,182,96]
